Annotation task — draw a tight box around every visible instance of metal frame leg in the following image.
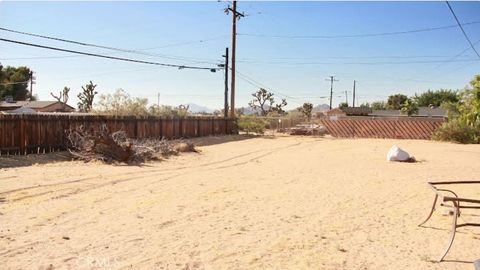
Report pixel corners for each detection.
[419,195,438,226]
[438,201,459,262]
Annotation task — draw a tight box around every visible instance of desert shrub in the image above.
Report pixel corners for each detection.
[95,89,148,116]
[148,104,189,117]
[433,120,480,144]
[414,89,459,107]
[400,98,419,116]
[433,75,480,144]
[237,115,266,134]
[94,89,191,117]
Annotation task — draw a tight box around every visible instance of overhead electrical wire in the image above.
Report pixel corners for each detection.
[0,38,220,71]
[0,50,219,64]
[138,35,229,50]
[237,55,474,61]
[237,21,480,39]
[0,26,222,64]
[424,40,480,79]
[236,59,478,66]
[445,1,480,59]
[0,26,227,51]
[233,69,298,100]
[400,38,480,83]
[233,69,336,105]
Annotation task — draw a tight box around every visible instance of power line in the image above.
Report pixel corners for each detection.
[234,69,298,100]
[237,21,480,39]
[0,38,220,71]
[237,55,474,61]
[0,52,220,65]
[138,35,228,50]
[425,38,480,72]
[236,59,478,65]
[227,71,343,105]
[445,1,480,59]
[233,71,303,106]
[0,26,222,64]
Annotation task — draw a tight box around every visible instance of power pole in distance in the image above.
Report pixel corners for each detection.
[223,47,229,118]
[352,80,357,107]
[326,76,338,110]
[29,71,35,99]
[225,0,244,118]
[345,90,348,105]
[157,92,160,107]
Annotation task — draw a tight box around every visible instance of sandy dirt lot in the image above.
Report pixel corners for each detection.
[0,136,479,270]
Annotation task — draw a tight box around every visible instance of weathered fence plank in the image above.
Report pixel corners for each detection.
[319,117,444,140]
[0,114,237,156]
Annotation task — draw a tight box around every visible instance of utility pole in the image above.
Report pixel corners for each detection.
[352,80,356,107]
[157,92,160,107]
[29,71,35,99]
[225,0,244,118]
[326,76,338,110]
[223,47,229,118]
[345,90,348,105]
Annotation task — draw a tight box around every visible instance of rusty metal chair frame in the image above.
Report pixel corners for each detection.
[418,181,480,262]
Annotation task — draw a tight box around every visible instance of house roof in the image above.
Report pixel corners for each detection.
[0,100,74,109]
[370,110,401,117]
[342,107,372,115]
[418,107,447,117]
[5,106,37,114]
[369,107,447,117]
[326,108,347,115]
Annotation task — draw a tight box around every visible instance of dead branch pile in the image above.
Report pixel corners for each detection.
[282,124,327,136]
[65,125,197,163]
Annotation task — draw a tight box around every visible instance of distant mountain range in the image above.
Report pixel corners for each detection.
[312,104,330,113]
[186,103,331,115]
[186,103,215,113]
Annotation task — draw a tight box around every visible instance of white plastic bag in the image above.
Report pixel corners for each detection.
[387,145,411,162]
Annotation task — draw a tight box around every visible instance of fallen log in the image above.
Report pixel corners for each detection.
[65,125,197,163]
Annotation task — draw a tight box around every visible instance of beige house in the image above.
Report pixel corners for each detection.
[325,108,347,116]
[0,100,75,112]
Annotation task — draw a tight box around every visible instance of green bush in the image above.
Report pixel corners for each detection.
[237,116,267,135]
[433,120,480,144]
[432,74,480,144]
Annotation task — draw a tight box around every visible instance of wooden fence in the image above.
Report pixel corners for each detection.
[318,116,445,139]
[0,114,236,155]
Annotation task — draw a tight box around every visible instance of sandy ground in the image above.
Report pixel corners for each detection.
[0,135,479,270]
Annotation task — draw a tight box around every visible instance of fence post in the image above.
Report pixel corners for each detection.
[19,115,25,155]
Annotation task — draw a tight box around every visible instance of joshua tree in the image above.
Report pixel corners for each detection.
[51,86,70,111]
[249,88,287,116]
[298,102,313,122]
[77,81,98,112]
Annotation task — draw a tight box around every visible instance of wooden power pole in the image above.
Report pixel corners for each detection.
[226,0,243,118]
[326,76,338,110]
[352,80,357,107]
[223,47,229,118]
[29,71,35,99]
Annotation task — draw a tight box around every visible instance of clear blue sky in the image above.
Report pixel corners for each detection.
[1,1,479,110]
